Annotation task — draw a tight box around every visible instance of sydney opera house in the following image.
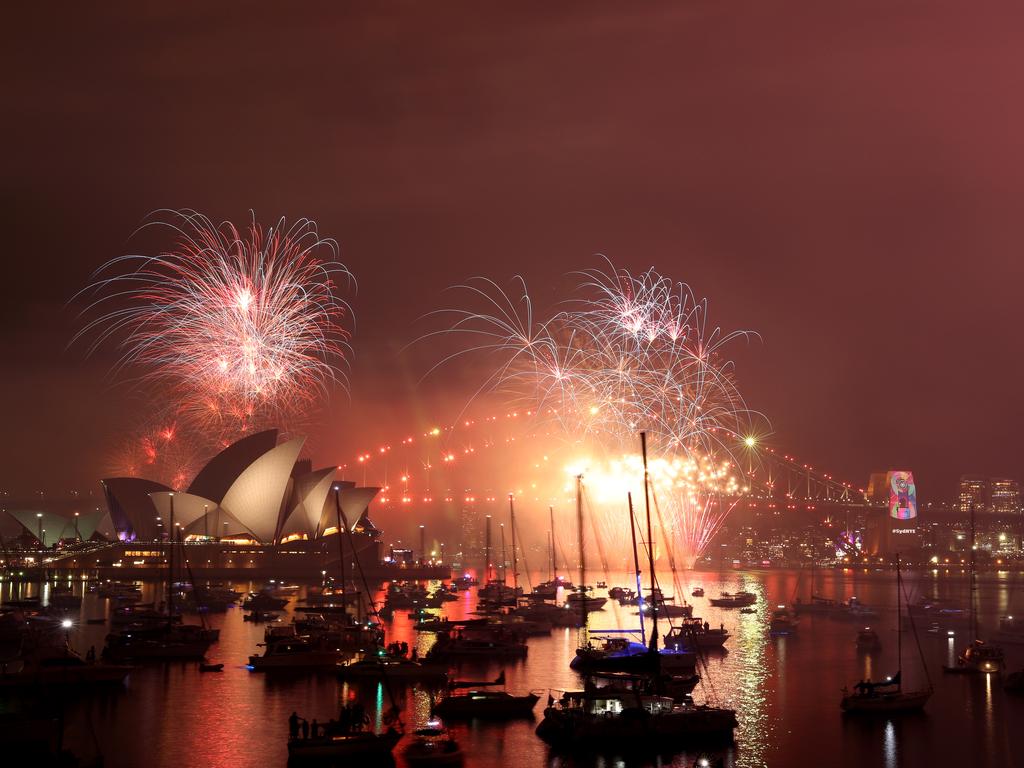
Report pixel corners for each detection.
[6,430,398,578]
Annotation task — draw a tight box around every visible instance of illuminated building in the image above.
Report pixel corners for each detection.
[959,475,989,515]
[990,478,1020,516]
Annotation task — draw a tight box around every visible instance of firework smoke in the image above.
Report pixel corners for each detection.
[425,258,763,566]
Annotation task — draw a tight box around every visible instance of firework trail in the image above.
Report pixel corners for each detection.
[423,258,764,565]
[75,209,354,454]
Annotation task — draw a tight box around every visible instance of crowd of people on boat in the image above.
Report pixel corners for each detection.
[288,703,370,740]
[385,640,418,660]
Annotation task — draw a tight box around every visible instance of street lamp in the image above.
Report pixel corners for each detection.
[36,512,43,547]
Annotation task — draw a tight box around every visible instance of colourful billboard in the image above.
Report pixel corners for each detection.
[887,471,917,520]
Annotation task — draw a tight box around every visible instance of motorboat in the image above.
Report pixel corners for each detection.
[536,688,736,748]
[337,655,449,683]
[247,637,350,671]
[993,615,1024,645]
[769,606,800,635]
[566,592,607,611]
[640,601,693,618]
[572,638,696,675]
[841,596,877,620]
[244,610,279,623]
[403,726,463,766]
[709,591,757,608]
[691,587,705,598]
[242,591,289,611]
[199,661,223,672]
[452,575,479,590]
[433,689,541,719]
[0,649,132,687]
[415,617,488,633]
[663,619,730,651]
[426,630,528,660]
[855,627,882,652]
[102,623,213,661]
[943,639,1005,674]
[791,594,840,616]
[287,729,402,759]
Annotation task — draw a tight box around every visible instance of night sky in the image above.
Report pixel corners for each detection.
[3,2,1023,503]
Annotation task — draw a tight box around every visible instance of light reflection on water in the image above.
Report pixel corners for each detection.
[3,569,1024,768]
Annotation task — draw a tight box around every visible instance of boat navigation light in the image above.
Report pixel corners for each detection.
[947,630,955,636]
[61,619,72,629]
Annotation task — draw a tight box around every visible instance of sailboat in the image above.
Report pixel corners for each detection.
[290,487,405,757]
[840,554,932,713]
[538,435,737,748]
[103,497,213,661]
[943,502,1005,674]
[792,560,839,616]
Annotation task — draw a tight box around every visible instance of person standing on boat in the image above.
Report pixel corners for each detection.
[288,712,300,740]
[310,719,319,739]
[300,718,309,740]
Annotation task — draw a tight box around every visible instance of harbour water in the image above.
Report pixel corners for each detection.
[3,568,1023,768]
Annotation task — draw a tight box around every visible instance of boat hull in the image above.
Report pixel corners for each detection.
[434,693,539,719]
[287,731,402,759]
[536,706,737,748]
[840,690,930,713]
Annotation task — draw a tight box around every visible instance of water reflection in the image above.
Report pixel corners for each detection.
[3,570,1024,768]
[882,719,896,768]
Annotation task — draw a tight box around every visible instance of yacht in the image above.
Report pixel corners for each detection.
[537,688,737,748]
[855,627,881,652]
[287,729,402,759]
[993,615,1024,645]
[769,606,800,635]
[944,639,1005,674]
[709,591,757,608]
[337,655,449,683]
[0,649,132,688]
[433,689,541,719]
[664,619,729,651]
[248,636,350,671]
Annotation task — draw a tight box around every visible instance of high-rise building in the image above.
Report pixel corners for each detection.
[990,478,1021,516]
[457,506,483,569]
[959,475,989,515]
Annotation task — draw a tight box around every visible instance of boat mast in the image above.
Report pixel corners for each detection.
[484,514,492,584]
[547,531,552,582]
[628,491,646,647]
[641,432,658,650]
[549,506,558,583]
[500,524,507,587]
[509,494,518,596]
[896,552,902,692]
[334,488,347,615]
[576,474,588,645]
[167,492,175,623]
[969,502,977,640]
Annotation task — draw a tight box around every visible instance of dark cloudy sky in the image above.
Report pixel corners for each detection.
[2,1,1023,503]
